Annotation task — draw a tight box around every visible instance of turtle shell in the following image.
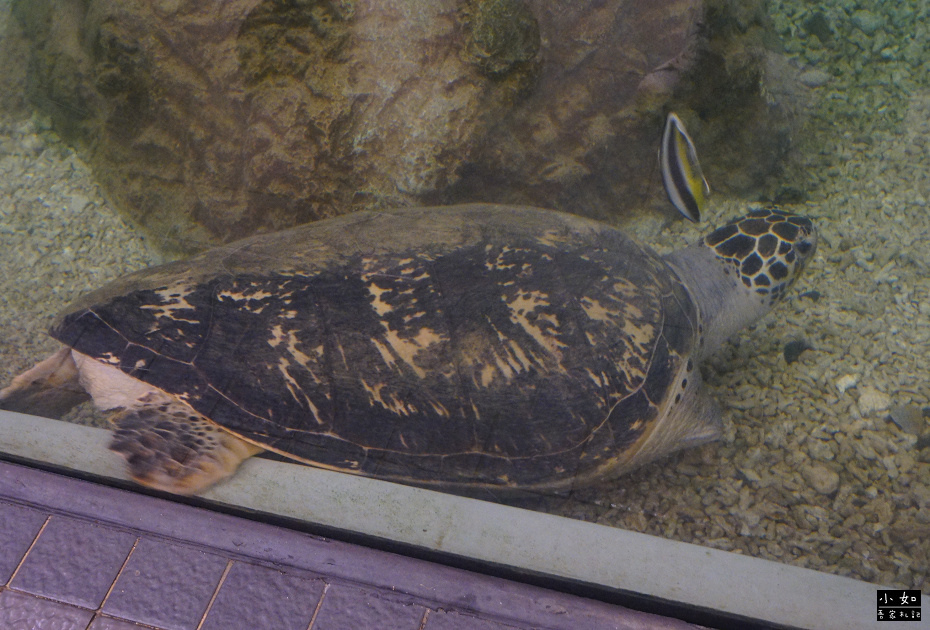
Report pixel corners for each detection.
[52,204,699,490]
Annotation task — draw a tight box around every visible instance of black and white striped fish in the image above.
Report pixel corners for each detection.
[659,112,710,223]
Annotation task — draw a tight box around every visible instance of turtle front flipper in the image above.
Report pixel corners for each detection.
[0,347,90,418]
[108,392,263,495]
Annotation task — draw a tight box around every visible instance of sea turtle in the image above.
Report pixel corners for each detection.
[0,204,816,495]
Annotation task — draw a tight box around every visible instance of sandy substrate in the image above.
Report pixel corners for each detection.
[0,116,162,429]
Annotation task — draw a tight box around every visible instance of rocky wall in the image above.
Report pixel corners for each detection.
[9,0,801,254]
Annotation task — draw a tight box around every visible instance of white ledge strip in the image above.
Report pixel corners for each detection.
[0,410,919,630]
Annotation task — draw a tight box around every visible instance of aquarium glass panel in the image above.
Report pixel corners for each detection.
[0,0,927,597]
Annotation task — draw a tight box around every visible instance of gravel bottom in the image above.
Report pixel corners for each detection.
[0,116,163,426]
[1,88,928,594]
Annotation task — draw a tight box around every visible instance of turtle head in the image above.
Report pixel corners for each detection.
[703,207,817,306]
[665,207,817,357]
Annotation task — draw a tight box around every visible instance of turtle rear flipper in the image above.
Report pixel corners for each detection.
[0,347,90,418]
[109,392,263,495]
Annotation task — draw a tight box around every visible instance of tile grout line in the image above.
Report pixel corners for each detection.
[304,580,330,630]
[4,514,50,587]
[1,587,99,613]
[95,536,141,617]
[195,559,234,630]
[90,615,164,630]
[417,608,431,630]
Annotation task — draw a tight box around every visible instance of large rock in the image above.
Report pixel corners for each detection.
[10,0,799,254]
[0,3,28,117]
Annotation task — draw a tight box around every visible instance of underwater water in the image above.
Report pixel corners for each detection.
[0,0,928,598]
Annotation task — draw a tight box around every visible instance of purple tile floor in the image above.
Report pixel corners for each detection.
[0,462,703,630]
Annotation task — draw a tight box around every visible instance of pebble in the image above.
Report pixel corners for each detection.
[888,405,925,435]
[806,438,836,462]
[799,69,832,88]
[912,484,930,510]
[858,386,892,416]
[835,374,858,393]
[783,339,812,363]
[20,134,44,154]
[851,10,884,35]
[737,467,762,484]
[802,464,840,495]
[68,194,90,214]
